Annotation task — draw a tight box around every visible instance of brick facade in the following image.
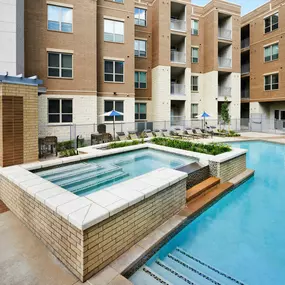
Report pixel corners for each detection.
[0,173,186,282]
[0,83,38,166]
[209,154,246,183]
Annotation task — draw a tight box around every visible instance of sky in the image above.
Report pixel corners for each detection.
[191,0,269,15]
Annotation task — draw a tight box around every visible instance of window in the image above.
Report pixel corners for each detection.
[135,71,147,88]
[264,73,279,90]
[48,5,73,32]
[104,60,124,82]
[191,19,199,35]
[191,47,199,63]
[264,13,278,33]
[104,101,124,121]
[191,76,199,92]
[112,0,124,3]
[48,52,73,78]
[48,99,72,123]
[135,8,146,26]
[264,43,279,62]
[191,104,198,119]
[135,103,147,120]
[104,19,124,43]
[134,40,147,57]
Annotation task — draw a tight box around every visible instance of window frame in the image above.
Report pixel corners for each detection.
[104,19,124,43]
[191,76,199,92]
[48,98,73,124]
[47,4,73,33]
[134,7,147,27]
[104,60,124,83]
[47,52,73,79]
[191,104,199,119]
[134,39,147,57]
[264,73,279,91]
[191,19,199,36]
[264,12,279,34]
[135,71,147,89]
[191,47,199,63]
[135,103,147,120]
[104,100,124,121]
[264,43,279,62]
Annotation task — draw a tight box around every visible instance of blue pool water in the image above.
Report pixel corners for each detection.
[35,149,195,196]
[130,141,285,285]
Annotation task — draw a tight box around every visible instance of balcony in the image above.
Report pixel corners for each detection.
[241,38,250,49]
[171,51,186,64]
[241,63,250,74]
[219,86,231,97]
[170,19,186,32]
[241,89,250,99]
[218,57,232,68]
[171,83,185,96]
[218,28,232,40]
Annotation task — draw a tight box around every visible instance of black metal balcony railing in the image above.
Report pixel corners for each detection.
[170,19,186,32]
[241,38,250,49]
[218,57,232,68]
[218,86,232,97]
[171,83,186,96]
[241,90,250,99]
[241,63,250,74]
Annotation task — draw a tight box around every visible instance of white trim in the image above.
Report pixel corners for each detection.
[103,15,125,22]
[46,1,73,8]
[103,56,125,61]
[263,40,279,48]
[46,48,74,53]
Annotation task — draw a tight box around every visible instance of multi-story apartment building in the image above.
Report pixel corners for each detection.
[1,0,242,140]
[240,0,285,130]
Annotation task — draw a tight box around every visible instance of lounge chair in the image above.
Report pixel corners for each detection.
[128,131,139,140]
[208,127,227,137]
[185,128,201,139]
[153,129,162,137]
[195,128,211,138]
[161,129,171,137]
[116,132,128,141]
[143,129,154,138]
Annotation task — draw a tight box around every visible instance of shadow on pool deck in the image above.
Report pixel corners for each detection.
[0,211,81,285]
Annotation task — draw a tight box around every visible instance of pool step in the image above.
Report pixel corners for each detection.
[66,171,129,195]
[57,166,122,187]
[186,177,220,202]
[173,248,245,285]
[152,259,197,285]
[129,266,173,285]
[47,164,104,183]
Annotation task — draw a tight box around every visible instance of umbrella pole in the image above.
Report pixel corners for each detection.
[113,116,115,141]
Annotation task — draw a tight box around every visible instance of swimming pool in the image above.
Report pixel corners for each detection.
[129,141,285,285]
[35,148,196,196]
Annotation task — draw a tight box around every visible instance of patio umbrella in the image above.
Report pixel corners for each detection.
[99,110,124,140]
[196,111,211,129]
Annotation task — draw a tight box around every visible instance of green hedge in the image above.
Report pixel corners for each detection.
[108,139,143,149]
[151,137,231,155]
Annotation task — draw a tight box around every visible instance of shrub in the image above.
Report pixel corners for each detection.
[59,148,77,157]
[57,140,74,152]
[108,140,142,149]
[151,137,231,155]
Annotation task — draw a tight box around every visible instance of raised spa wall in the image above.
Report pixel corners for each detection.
[0,144,247,281]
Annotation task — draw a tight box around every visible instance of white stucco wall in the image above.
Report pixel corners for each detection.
[203,71,218,119]
[38,94,97,142]
[0,0,24,75]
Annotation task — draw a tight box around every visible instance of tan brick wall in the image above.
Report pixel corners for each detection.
[0,83,38,165]
[0,173,186,282]
[210,154,246,182]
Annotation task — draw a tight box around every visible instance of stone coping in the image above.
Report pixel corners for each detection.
[0,165,187,231]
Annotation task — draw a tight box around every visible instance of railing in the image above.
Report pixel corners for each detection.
[241,63,250,74]
[171,116,186,126]
[218,28,232,40]
[171,51,186,63]
[218,86,232,97]
[241,38,250,49]
[170,19,186,32]
[171,83,185,96]
[218,57,232,68]
[241,89,250,99]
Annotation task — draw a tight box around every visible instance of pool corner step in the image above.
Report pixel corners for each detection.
[186,177,220,202]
